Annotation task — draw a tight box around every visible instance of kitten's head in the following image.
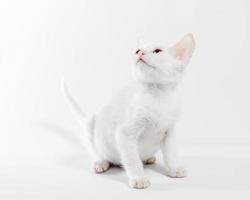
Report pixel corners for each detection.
[133,34,195,84]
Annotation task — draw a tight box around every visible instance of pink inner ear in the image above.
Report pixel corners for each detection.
[172,34,195,61]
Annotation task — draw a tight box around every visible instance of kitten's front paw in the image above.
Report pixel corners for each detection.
[165,166,187,178]
[129,176,151,189]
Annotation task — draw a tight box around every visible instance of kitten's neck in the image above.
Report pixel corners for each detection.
[138,81,178,92]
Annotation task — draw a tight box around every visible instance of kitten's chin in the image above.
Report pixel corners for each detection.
[136,60,155,69]
[133,62,182,85]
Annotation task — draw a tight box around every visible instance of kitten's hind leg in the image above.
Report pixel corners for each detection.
[143,156,156,165]
[84,117,110,173]
[93,160,111,173]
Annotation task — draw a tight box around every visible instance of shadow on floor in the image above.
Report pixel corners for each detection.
[34,121,83,148]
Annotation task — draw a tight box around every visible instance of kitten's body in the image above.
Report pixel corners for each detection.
[93,82,179,164]
[62,34,195,189]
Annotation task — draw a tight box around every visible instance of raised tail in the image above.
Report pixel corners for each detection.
[61,78,87,129]
[61,78,98,160]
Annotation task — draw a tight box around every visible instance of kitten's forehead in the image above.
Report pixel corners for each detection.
[139,42,165,51]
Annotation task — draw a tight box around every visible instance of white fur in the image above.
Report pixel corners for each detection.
[62,34,195,189]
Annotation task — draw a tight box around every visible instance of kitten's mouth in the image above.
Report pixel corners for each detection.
[137,58,155,69]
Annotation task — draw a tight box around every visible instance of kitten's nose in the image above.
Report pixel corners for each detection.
[136,49,145,57]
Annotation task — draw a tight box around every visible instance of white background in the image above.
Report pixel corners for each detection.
[0,0,250,199]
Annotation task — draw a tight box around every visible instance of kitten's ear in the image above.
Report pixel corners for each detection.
[171,33,195,62]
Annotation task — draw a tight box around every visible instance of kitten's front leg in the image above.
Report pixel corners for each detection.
[161,125,187,178]
[116,123,150,189]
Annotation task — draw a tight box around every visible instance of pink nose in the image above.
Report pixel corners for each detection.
[138,50,145,57]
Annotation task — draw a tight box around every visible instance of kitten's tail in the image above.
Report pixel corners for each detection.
[61,78,87,128]
[61,78,98,158]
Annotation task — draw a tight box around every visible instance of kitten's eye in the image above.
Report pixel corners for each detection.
[135,49,140,54]
[153,48,162,53]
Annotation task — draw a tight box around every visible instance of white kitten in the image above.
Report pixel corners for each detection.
[62,34,195,189]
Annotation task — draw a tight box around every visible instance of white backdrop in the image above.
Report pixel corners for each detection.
[0,0,250,199]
